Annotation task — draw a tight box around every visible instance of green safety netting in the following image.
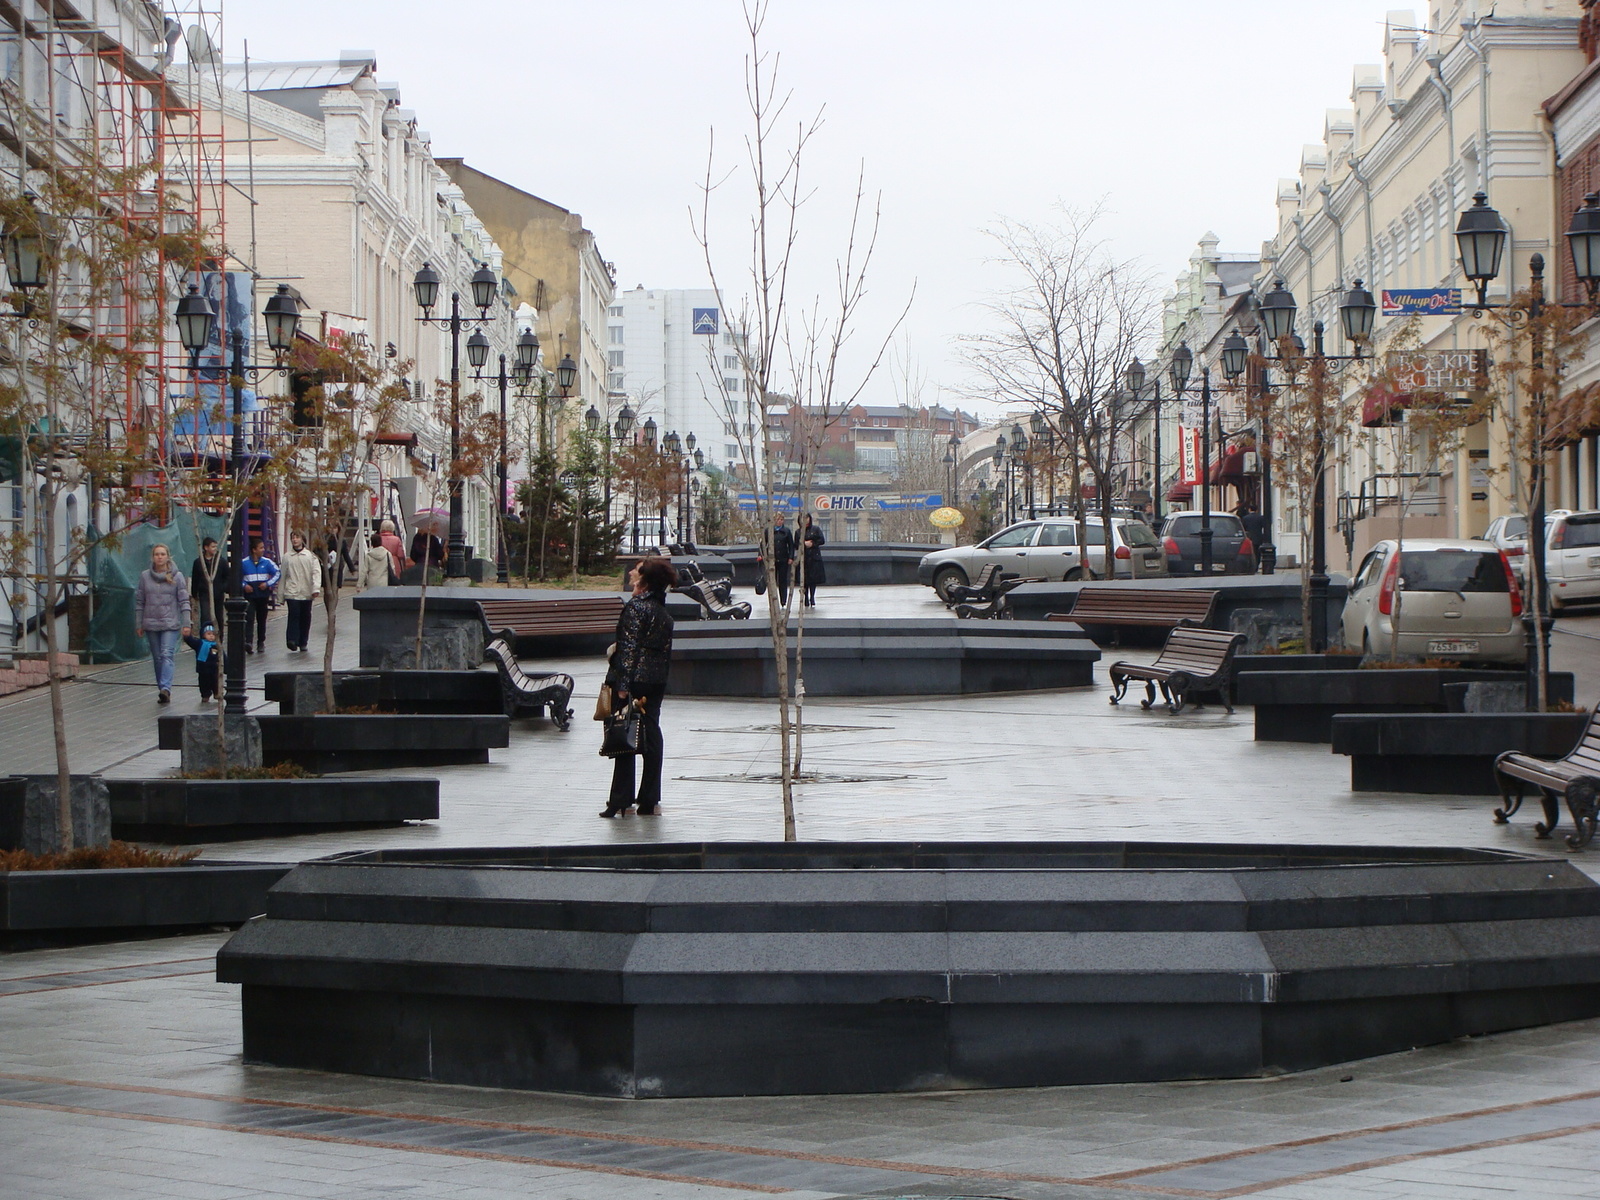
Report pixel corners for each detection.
[88,508,226,662]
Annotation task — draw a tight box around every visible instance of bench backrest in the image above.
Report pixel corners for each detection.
[1069,588,1217,623]
[1559,711,1600,768]
[1150,626,1245,676]
[483,636,529,690]
[479,596,622,634]
[971,564,1000,593]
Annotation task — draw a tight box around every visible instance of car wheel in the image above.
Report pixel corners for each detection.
[933,566,968,601]
[1064,567,1090,581]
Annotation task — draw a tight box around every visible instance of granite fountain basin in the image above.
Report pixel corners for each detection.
[217,840,1600,1097]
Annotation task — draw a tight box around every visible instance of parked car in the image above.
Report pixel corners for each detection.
[1339,538,1524,664]
[1480,513,1529,577]
[1544,510,1600,611]
[1157,511,1256,575]
[917,517,1167,600]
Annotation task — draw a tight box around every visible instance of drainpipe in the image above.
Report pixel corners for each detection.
[1427,52,1459,218]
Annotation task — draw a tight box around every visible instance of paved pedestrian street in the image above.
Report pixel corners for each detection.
[8,586,1600,1198]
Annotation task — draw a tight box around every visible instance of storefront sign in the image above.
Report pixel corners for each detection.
[1382,349,1488,393]
[1178,426,1202,485]
[1381,288,1462,316]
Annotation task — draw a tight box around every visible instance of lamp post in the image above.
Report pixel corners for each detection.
[1124,357,1167,523]
[642,417,659,546]
[994,434,1009,524]
[1454,190,1600,707]
[472,327,539,584]
[615,404,636,553]
[1011,423,1032,520]
[1249,277,1375,651]
[173,280,300,713]
[414,260,498,578]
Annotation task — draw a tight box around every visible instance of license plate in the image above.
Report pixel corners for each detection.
[1427,639,1479,655]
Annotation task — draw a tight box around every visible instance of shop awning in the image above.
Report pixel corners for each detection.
[1363,385,1409,428]
[1166,481,1194,502]
[1548,383,1600,447]
[1209,450,1249,483]
[369,431,418,449]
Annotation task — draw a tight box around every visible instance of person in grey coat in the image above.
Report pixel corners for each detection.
[134,542,191,704]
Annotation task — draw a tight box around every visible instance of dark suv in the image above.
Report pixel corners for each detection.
[1159,511,1257,575]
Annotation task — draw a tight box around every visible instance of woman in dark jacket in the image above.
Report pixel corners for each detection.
[798,512,826,608]
[601,556,677,818]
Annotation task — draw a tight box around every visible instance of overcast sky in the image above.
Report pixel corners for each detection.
[221,0,1408,413]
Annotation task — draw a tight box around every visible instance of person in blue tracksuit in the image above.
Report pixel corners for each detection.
[238,539,280,654]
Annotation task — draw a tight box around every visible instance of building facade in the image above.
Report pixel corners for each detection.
[1247,2,1584,572]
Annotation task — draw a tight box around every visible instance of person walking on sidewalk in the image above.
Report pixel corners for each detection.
[600,557,676,819]
[763,512,796,607]
[798,512,826,608]
[280,531,321,653]
[134,543,191,704]
[239,539,279,655]
[188,536,229,630]
[377,519,405,577]
[357,531,394,590]
[182,622,223,703]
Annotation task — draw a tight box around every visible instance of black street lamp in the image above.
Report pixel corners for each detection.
[172,278,300,712]
[414,259,499,578]
[1249,278,1374,651]
[616,404,638,553]
[472,331,532,584]
[1125,356,1171,523]
[1456,191,1600,707]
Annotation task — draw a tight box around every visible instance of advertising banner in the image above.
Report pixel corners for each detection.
[1380,288,1462,316]
[1178,426,1201,485]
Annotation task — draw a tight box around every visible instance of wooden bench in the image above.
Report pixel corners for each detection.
[483,635,576,729]
[1108,626,1247,714]
[477,596,622,640]
[1494,712,1600,849]
[953,573,1042,619]
[1054,587,1219,631]
[674,577,751,620]
[942,564,1001,609]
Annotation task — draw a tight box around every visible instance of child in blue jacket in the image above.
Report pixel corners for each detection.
[182,623,223,702]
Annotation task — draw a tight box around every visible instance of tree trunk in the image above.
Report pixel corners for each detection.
[323,558,338,712]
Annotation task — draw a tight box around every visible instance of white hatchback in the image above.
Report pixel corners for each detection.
[1545,511,1600,611]
[1340,539,1525,664]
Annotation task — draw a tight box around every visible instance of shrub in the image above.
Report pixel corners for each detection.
[1,842,200,871]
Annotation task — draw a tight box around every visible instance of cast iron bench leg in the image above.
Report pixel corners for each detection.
[1565,780,1600,850]
[1493,772,1524,823]
[1535,789,1563,839]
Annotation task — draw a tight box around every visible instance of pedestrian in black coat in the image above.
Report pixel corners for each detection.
[189,537,229,630]
[600,556,677,818]
[765,512,796,607]
[798,512,826,607]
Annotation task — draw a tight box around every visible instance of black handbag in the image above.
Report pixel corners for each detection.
[599,701,642,758]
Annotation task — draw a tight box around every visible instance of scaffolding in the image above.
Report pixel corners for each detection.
[0,0,229,649]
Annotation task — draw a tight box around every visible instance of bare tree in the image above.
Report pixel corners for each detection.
[968,207,1156,572]
[691,0,909,839]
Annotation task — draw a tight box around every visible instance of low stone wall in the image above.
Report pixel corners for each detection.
[709,543,935,586]
[1008,575,1350,638]
[1331,712,1589,795]
[670,617,1099,696]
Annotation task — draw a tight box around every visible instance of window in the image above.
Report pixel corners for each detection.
[1038,524,1079,547]
[868,518,883,542]
[846,518,860,542]
[819,518,833,540]
[608,326,624,344]
[607,373,625,391]
[724,377,740,393]
[608,350,624,368]
[724,355,739,369]
[609,306,623,317]
[984,525,1036,549]
[1556,518,1600,549]
[725,444,738,460]
[1119,522,1159,549]
[1398,549,1508,593]
[1352,549,1384,592]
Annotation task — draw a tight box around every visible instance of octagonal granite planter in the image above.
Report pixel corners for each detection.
[1331,713,1591,796]
[219,840,1600,1098]
[1237,669,1575,743]
[3,860,291,949]
[108,776,440,842]
[159,714,509,773]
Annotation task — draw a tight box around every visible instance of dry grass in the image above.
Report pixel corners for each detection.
[180,762,311,780]
[0,841,200,871]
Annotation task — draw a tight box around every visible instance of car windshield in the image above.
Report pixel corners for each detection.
[1120,522,1159,548]
[1166,515,1244,537]
[1398,549,1507,593]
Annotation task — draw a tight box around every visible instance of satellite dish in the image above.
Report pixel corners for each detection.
[184,25,217,67]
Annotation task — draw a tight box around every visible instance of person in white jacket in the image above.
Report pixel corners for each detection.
[356,532,393,591]
[278,531,322,652]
